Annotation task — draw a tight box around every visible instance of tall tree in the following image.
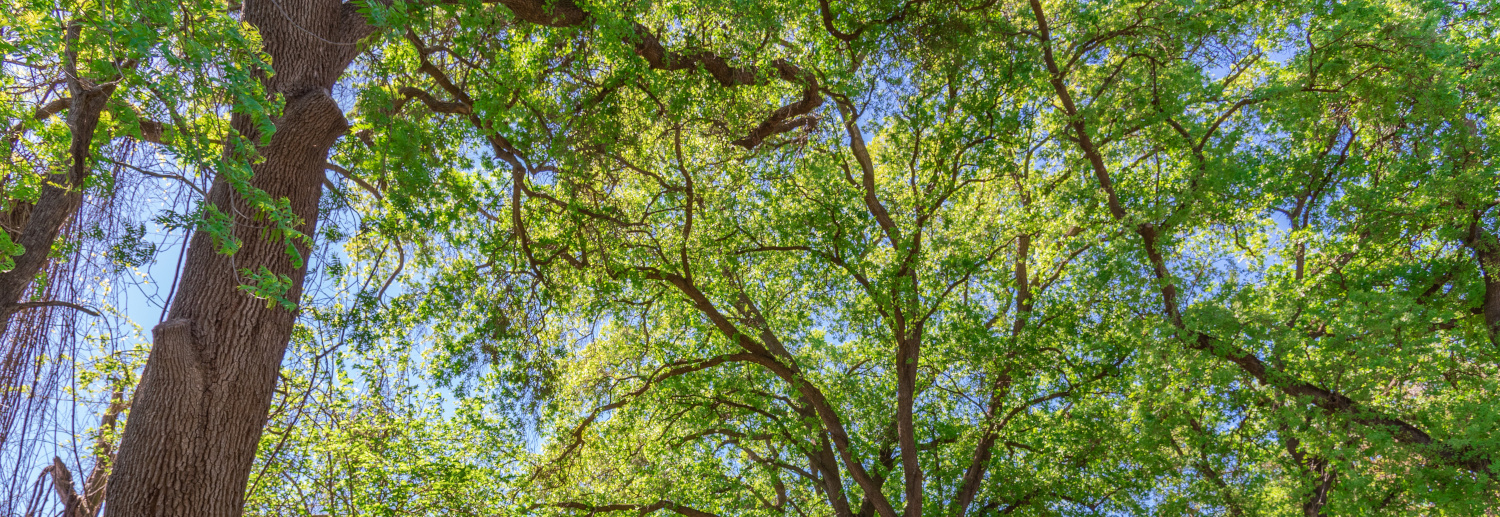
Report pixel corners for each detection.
[105,0,377,514]
[324,0,1496,514]
[1,1,247,508]
[3,0,1490,515]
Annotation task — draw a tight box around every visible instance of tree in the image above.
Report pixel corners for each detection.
[6,0,1496,515]
[104,0,379,514]
[2,0,254,510]
[343,0,1496,514]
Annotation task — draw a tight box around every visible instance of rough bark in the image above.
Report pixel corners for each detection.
[104,1,372,515]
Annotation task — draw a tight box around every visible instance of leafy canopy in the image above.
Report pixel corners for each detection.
[13,0,1499,515]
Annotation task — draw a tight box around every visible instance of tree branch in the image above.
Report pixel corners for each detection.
[1028,0,1493,477]
[551,500,724,517]
[9,300,101,317]
[325,162,383,200]
[394,86,471,115]
[484,0,823,150]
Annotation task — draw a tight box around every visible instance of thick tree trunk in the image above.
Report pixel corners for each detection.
[104,1,371,515]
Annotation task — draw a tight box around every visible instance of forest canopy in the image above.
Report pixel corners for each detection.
[1,0,1498,515]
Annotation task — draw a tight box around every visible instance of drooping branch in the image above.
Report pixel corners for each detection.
[325,162,383,200]
[102,157,208,197]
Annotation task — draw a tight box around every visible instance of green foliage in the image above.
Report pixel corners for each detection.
[239,266,298,310]
[0,232,25,272]
[104,223,157,272]
[293,0,1495,514]
[11,0,1498,514]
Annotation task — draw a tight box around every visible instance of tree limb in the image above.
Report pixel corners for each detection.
[483,0,823,150]
[9,300,101,317]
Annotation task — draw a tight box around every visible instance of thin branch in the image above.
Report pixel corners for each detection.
[325,162,383,200]
[10,300,101,317]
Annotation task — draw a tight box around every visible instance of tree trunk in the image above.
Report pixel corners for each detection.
[104,1,371,515]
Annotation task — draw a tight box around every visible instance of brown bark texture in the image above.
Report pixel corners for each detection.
[104,1,371,515]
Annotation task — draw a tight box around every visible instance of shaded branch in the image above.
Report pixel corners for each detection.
[9,300,101,317]
[325,162,383,200]
[394,86,471,115]
[551,500,724,517]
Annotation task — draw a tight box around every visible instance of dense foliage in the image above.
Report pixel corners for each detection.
[3,0,1498,515]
